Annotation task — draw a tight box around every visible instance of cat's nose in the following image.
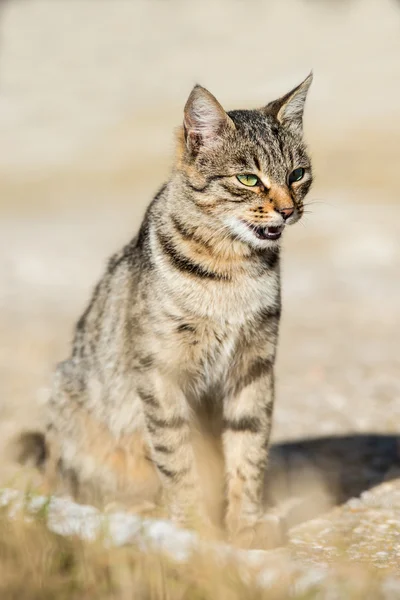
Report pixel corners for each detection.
[277,207,294,220]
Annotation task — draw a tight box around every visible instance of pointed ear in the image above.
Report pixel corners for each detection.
[264,72,313,133]
[183,85,235,154]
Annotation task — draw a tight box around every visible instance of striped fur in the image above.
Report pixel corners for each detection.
[21,75,313,545]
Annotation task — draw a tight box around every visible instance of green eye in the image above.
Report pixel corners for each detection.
[236,174,259,187]
[288,168,305,185]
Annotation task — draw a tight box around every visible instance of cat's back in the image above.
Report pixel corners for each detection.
[65,187,165,374]
[70,235,145,366]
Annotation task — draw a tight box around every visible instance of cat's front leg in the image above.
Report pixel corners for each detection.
[137,374,203,526]
[223,366,278,547]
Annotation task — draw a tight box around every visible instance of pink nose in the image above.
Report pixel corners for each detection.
[278,207,294,220]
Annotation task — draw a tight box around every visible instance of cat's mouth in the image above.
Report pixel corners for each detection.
[242,222,284,241]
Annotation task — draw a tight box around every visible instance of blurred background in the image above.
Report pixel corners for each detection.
[0,0,399,493]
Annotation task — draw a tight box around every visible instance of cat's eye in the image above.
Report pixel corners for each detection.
[236,174,259,187]
[288,168,305,185]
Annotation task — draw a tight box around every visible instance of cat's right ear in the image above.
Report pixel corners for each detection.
[263,72,313,134]
[183,85,235,154]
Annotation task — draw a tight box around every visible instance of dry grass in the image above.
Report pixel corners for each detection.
[0,507,274,600]
[0,506,390,600]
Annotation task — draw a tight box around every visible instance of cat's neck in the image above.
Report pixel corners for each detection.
[150,178,280,282]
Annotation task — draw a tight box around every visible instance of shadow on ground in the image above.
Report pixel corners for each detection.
[268,434,400,528]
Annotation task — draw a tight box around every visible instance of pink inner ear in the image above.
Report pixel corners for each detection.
[184,86,234,148]
[186,105,225,141]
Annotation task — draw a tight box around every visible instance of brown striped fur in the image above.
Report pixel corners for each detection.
[18,74,313,546]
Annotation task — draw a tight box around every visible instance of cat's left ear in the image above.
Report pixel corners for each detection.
[263,72,313,134]
[183,85,235,154]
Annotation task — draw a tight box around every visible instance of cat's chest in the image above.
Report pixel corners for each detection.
[200,323,240,388]
[174,300,275,395]
[182,270,280,322]
[153,269,280,390]
[169,317,240,396]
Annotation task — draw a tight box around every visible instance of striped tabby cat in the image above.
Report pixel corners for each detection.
[19,74,313,547]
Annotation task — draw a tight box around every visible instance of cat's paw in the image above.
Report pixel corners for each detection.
[228,513,287,550]
[170,506,222,540]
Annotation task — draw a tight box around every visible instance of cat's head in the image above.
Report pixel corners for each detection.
[176,74,313,249]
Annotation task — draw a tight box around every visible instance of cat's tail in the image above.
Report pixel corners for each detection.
[11,430,48,470]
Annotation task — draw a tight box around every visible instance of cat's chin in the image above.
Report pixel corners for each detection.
[226,217,283,249]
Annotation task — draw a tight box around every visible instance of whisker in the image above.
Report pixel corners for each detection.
[303,198,334,208]
[298,215,311,228]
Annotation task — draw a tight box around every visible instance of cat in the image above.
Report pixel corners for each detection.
[17,73,313,547]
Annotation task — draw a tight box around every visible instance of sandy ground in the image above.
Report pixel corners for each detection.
[0,0,399,538]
